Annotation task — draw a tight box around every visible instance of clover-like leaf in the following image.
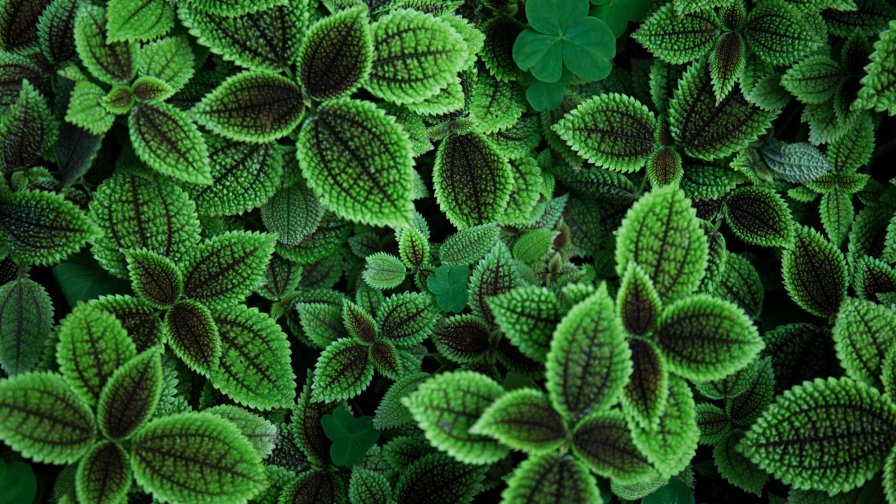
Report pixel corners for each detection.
[0,189,94,267]
[130,412,266,503]
[107,0,173,42]
[367,9,468,104]
[501,452,600,504]
[312,338,374,403]
[782,226,847,318]
[74,5,136,84]
[631,377,700,478]
[298,6,372,100]
[489,287,560,362]
[321,407,380,467]
[181,231,276,307]
[572,410,656,484]
[395,452,485,504]
[403,370,509,464]
[615,186,708,301]
[724,186,793,247]
[832,298,896,383]
[471,388,567,452]
[97,349,163,440]
[632,4,720,64]
[57,303,137,405]
[546,284,631,420]
[195,70,305,143]
[0,277,53,376]
[741,377,896,493]
[164,300,220,376]
[0,372,96,464]
[623,338,669,429]
[129,102,211,185]
[125,249,182,308]
[433,132,513,229]
[298,98,414,227]
[210,305,295,410]
[75,441,132,504]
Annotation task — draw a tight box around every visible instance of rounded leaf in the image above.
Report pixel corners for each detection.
[471,388,567,452]
[395,452,485,504]
[571,410,656,484]
[97,349,163,440]
[165,300,220,376]
[724,186,793,247]
[298,6,372,100]
[832,298,896,382]
[75,442,131,504]
[500,452,599,504]
[181,231,276,307]
[125,249,182,308]
[129,101,211,185]
[312,338,374,402]
[0,277,53,375]
[782,226,847,318]
[632,4,720,64]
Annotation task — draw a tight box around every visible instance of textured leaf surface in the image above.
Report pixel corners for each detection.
[632,4,720,64]
[782,226,848,318]
[74,5,136,84]
[623,338,668,429]
[298,6,372,100]
[137,36,195,92]
[165,300,220,376]
[571,410,655,484]
[395,452,484,504]
[376,292,437,347]
[743,0,824,66]
[0,189,94,267]
[631,377,699,478]
[75,441,131,504]
[471,388,566,452]
[489,287,559,362]
[107,0,173,42]
[617,263,661,337]
[468,243,520,322]
[0,81,57,171]
[440,224,501,266]
[125,249,182,308]
[0,277,53,375]
[130,102,211,185]
[0,372,96,464]
[181,231,275,307]
[857,20,896,115]
[363,253,406,290]
[312,338,373,402]
[832,298,896,383]
[724,186,793,247]
[97,350,162,440]
[501,453,599,504]
[298,98,414,227]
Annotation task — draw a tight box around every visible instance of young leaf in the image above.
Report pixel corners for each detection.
[57,304,137,405]
[370,339,403,379]
[181,231,276,307]
[632,4,720,64]
[832,298,896,383]
[107,0,173,42]
[130,412,266,503]
[545,284,631,420]
[298,6,372,100]
[343,300,378,344]
[500,452,599,504]
[0,277,53,375]
[298,98,415,227]
[97,350,163,440]
[782,226,848,318]
[75,441,131,504]
[194,70,305,143]
[363,253,407,290]
[433,132,513,229]
[489,287,560,362]
[125,249,182,308]
[631,377,700,478]
[129,101,211,185]
[724,186,793,247]
[164,300,220,376]
[615,186,708,301]
[471,388,567,452]
[741,377,896,493]
[623,338,669,429]
[312,338,374,402]
[376,292,438,347]
[820,189,854,247]
[0,189,95,267]
[710,32,746,102]
[395,452,485,504]
[0,372,96,464]
[210,306,296,410]
[617,262,662,337]
[439,224,501,266]
[73,5,136,84]
[571,410,656,484]
[367,9,467,104]
[321,407,380,467]
[468,243,520,321]
[403,370,509,464]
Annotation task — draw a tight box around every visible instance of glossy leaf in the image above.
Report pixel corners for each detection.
[321,407,380,467]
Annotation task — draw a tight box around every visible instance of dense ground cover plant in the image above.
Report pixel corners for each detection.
[1,0,896,502]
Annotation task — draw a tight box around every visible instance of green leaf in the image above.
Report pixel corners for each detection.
[179,2,302,73]
[571,410,656,484]
[829,114,875,173]
[0,460,37,504]
[321,407,380,467]
[36,0,78,64]
[125,249,182,308]
[374,371,429,430]
[206,405,277,459]
[471,388,567,452]
[298,6,372,100]
[75,441,131,504]
[91,295,164,351]
[741,377,896,493]
[395,452,485,504]
[181,231,276,307]
[289,380,338,465]
[500,452,600,504]
[725,357,775,427]
[179,0,284,16]
[468,243,521,321]
[129,101,211,185]
[820,189,854,247]
[194,70,304,143]
[74,5,136,84]
[439,224,501,266]
[709,32,746,101]
[696,403,730,445]
[615,186,708,301]
[137,36,195,92]
[631,377,700,478]
[489,286,559,362]
[782,226,848,318]
[403,370,509,464]
[632,4,720,64]
[280,470,346,504]
[367,9,468,104]
[781,55,844,104]
[313,338,374,402]
[560,16,616,81]
[617,262,662,337]
[89,173,201,278]
[744,0,824,66]
[261,183,324,246]
[856,19,896,115]
[714,252,764,319]
[469,68,526,134]
[669,62,777,160]
[761,142,831,184]
[0,372,96,464]
[0,80,57,171]
[370,339,403,379]
[376,292,437,347]
[210,305,296,409]
[131,76,174,102]
[57,303,136,405]
[65,80,114,136]
[855,256,896,303]
[165,300,220,375]
[546,284,631,420]
[298,98,414,227]
[724,186,793,247]
[655,295,763,382]
[130,412,266,503]
[363,253,407,290]
[97,349,162,440]
[554,93,655,172]
[0,189,95,267]
[107,0,173,42]
[623,338,669,429]
[343,300,378,344]
[349,468,392,504]
[512,229,555,265]
[832,298,896,383]
[0,277,53,375]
